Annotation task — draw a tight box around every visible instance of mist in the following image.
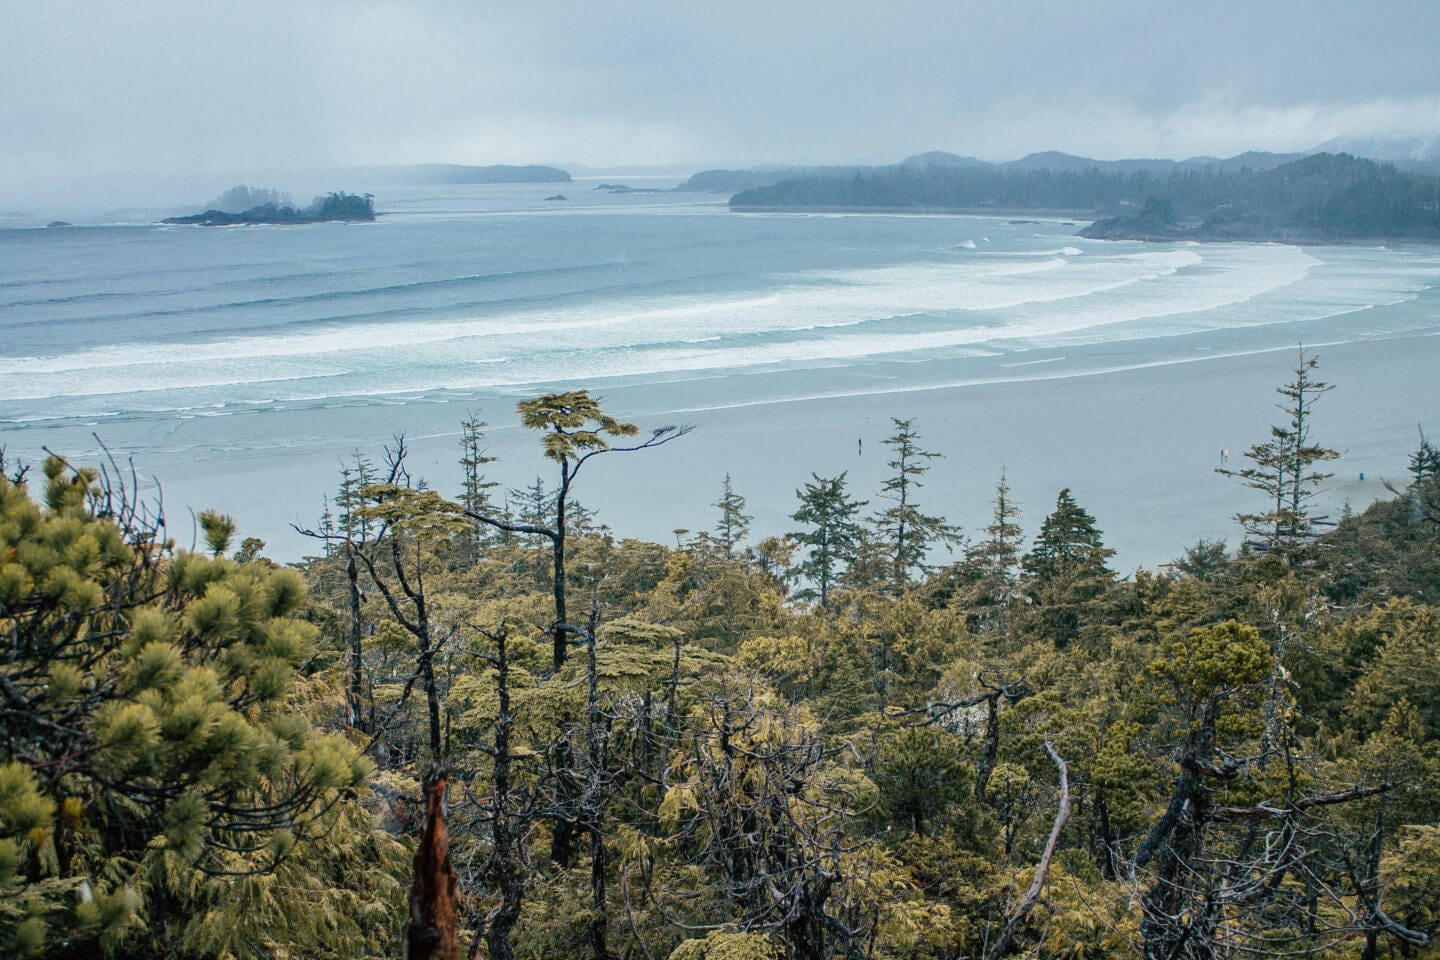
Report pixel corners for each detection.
[4,0,1440,214]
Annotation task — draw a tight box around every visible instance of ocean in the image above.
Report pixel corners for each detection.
[3,180,1438,568]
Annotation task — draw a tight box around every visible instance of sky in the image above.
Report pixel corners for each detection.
[3,0,1439,197]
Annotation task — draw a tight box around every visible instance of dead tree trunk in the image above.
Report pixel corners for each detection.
[406,765,459,960]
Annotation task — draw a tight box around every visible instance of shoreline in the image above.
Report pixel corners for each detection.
[729,205,1440,247]
[22,330,1430,574]
[730,204,1093,219]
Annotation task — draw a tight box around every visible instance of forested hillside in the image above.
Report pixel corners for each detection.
[4,355,1440,960]
[730,153,1440,242]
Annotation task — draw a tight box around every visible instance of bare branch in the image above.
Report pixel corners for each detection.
[984,741,1071,960]
[1209,783,1392,823]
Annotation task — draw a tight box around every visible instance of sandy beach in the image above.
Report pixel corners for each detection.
[124,329,1437,571]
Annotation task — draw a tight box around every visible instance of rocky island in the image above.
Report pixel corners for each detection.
[164,191,375,226]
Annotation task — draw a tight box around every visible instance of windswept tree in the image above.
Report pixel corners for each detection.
[872,417,960,587]
[1219,348,1341,552]
[790,472,866,608]
[464,390,689,670]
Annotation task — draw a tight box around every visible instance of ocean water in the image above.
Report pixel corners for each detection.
[3,181,1439,565]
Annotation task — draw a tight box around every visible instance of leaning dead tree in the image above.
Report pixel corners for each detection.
[984,741,1070,960]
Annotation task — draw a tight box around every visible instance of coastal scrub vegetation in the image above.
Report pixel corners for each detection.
[4,352,1440,959]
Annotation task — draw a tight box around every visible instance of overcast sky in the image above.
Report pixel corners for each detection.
[4,0,1439,191]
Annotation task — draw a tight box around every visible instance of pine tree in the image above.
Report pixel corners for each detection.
[466,390,689,670]
[336,450,378,542]
[510,476,553,584]
[318,493,336,555]
[790,472,866,608]
[1022,488,1115,648]
[1407,426,1440,490]
[970,469,1024,585]
[872,418,960,587]
[713,474,752,555]
[0,457,385,958]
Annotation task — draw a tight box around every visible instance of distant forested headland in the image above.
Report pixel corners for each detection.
[730,152,1440,242]
[7,354,1440,959]
[164,190,376,225]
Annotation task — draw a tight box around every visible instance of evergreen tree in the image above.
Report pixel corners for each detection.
[790,472,866,608]
[510,476,553,583]
[1219,349,1341,552]
[1407,426,1440,490]
[458,414,500,558]
[0,458,385,958]
[712,474,752,555]
[335,450,378,542]
[464,390,689,670]
[1020,488,1114,647]
[966,471,1024,592]
[1023,487,1114,585]
[874,727,974,837]
[872,418,959,587]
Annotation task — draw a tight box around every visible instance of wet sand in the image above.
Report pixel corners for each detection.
[138,330,1438,571]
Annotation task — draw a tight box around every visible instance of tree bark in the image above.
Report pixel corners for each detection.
[406,765,459,960]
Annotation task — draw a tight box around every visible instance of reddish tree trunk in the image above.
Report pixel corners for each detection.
[406,766,460,960]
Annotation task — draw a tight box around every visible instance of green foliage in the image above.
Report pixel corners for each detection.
[874,727,974,837]
[1023,488,1113,585]
[12,375,1440,960]
[871,418,959,586]
[1218,349,1340,553]
[712,474,752,554]
[669,930,781,960]
[1347,600,1440,737]
[0,459,397,958]
[790,472,866,607]
[1150,619,1272,705]
[517,389,639,462]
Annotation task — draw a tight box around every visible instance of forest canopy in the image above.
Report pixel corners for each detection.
[3,354,1439,960]
[731,153,1440,242]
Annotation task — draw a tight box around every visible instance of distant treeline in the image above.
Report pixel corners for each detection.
[731,153,1440,242]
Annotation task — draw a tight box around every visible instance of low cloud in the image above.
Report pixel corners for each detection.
[2,0,1438,200]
